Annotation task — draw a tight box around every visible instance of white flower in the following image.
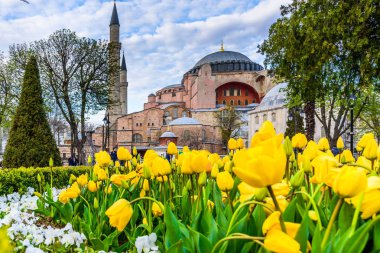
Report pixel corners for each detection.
[25,246,45,253]
[135,233,160,253]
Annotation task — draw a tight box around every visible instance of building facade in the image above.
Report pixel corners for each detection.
[90,2,276,155]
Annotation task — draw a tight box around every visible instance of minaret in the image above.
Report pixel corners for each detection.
[120,52,128,115]
[108,2,122,124]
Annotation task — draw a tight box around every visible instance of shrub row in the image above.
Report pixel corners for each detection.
[0,166,91,195]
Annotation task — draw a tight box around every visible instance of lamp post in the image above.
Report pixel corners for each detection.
[349,94,356,154]
[103,113,110,151]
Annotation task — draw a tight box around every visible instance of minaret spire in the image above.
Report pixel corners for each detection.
[110,1,120,26]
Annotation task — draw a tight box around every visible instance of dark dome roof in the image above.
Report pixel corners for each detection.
[194,51,252,68]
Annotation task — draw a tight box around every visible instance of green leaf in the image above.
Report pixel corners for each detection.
[188,225,213,253]
[342,221,371,253]
[283,195,298,222]
[338,202,354,231]
[164,202,181,249]
[374,221,380,250]
[166,240,184,253]
[295,213,309,253]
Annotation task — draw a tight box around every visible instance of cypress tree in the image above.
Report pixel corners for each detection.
[3,56,61,168]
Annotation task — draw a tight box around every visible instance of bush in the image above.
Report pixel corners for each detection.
[0,166,91,195]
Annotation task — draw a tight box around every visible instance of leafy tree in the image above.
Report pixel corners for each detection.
[3,56,61,168]
[10,29,110,164]
[358,90,380,142]
[214,106,244,149]
[259,0,380,144]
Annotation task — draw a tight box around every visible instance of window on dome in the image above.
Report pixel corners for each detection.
[172,92,176,97]
[237,89,241,96]
[223,90,227,96]
[148,123,150,126]
[182,111,187,117]
[245,99,248,105]
[245,90,249,96]
[152,123,154,126]
[223,100,226,105]
[229,88,234,96]
[238,100,241,105]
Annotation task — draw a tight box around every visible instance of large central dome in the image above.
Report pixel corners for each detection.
[194,51,252,68]
[187,50,264,74]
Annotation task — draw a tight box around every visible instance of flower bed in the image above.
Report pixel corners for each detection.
[2,121,380,252]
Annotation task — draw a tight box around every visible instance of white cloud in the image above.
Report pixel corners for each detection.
[0,0,291,126]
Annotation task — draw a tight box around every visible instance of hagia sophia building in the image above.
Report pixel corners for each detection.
[88,2,276,155]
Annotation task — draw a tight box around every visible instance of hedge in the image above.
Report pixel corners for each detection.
[0,166,91,196]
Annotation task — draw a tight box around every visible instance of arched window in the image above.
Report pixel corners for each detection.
[271,112,276,122]
[223,90,227,96]
[223,100,226,105]
[263,114,267,121]
[237,100,241,105]
[173,107,178,119]
[245,99,248,105]
[132,133,143,143]
[255,115,259,124]
[230,100,234,105]
[182,111,187,117]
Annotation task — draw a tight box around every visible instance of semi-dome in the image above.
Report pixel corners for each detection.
[188,50,264,74]
[256,82,287,111]
[169,117,201,126]
[160,131,177,138]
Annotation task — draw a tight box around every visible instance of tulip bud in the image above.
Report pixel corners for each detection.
[186,179,192,190]
[363,139,378,161]
[37,173,41,183]
[87,155,92,165]
[133,146,137,156]
[254,188,268,202]
[283,136,293,157]
[224,161,233,172]
[143,217,148,225]
[121,180,129,189]
[211,163,219,178]
[115,161,121,168]
[302,157,312,173]
[49,157,54,167]
[69,174,77,184]
[290,169,304,188]
[337,137,344,150]
[34,192,42,198]
[132,157,137,166]
[94,197,99,209]
[198,171,207,186]
[143,179,150,191]
[143,166,151,179]
[300,186,308,201]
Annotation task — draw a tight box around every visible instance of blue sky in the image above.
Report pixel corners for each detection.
[0,0,290,125]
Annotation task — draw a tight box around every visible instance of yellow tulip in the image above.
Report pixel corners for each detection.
[105,199,133,231]
[292,133,307,149]
[237,138,245,149]
[77,174,88,187]
[264,229,300,253]
[152,202,164,217]
[110,172,137,186]
[264,196,288,214]
[378,146,380,160]
[310,155,339,184]
[167,142,178,155]
[95,151,111,167]
[233,134,286,188]
[181,153,193,174]
[190,153,211,173]
[303,141,319,160]
[211,163,219,178]
[105,185,113,194]
[337,137,344,150]
[356,133,375,152]
[183,146,190,152]
[133,146,137,156]
[58,182,81,204]
[318,138,330,152]
[356,156,372,170]
[143,179,150,191]
[272,181,290,196]
[308,210,318,221]
[363,138,378,161]
[117,147,132,161]
[216,171,234,192]
[333,166,367,198]
[88,180,98,192]
[339,150,355,164]
[152,157,171,176]
[97,169,108,181]
[262,211,300,238]
[228,138,237,150]
[237,182,267,202]
[250,121,276,147]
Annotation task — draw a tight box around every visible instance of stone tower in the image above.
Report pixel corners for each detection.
[120,52,128,115]
[108,2,122,124]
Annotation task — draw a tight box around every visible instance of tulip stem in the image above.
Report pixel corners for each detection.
[285,157,290,183]
[267,185,287,233]
[210,234,264,253]
[321,197,343,249]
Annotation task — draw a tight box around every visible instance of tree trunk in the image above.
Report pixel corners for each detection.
[304,100,316,140]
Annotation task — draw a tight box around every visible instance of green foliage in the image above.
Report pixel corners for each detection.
[2,56,61,168]
[285,112,305,138]
[0,166,90,195]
